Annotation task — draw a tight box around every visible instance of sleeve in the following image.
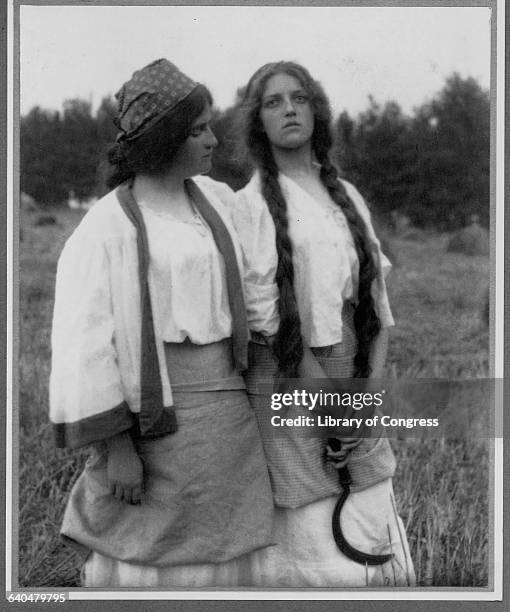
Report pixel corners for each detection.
[343,181,395,328]
[49,228,135,449]
[229,189,280,336]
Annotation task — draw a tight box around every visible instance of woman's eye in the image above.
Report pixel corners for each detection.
[295,95,308,103]
[264,99,279,108]
[190,126,205,137]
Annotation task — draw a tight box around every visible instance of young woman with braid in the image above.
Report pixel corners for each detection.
[231,62,415,587]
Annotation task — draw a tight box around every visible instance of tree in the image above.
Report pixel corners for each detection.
[334,74,490,230]
[20,107,67,205]
[94,96,119,196]
[96,95,118,146]
[58,99,99,201]
[407,73,490,229]
[335,98,416,219]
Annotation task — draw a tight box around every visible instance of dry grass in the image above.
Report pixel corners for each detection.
[19,206,89,587]
[447,224,490,257]
[17,207,491,588]
[385,231,490,587]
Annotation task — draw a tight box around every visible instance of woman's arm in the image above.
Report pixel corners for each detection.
[51,223,145,504]
[50,226,135,448]
[326,328,389,468]
[227,187,280,336]
[296,345,362,468]
[368,328,389,379]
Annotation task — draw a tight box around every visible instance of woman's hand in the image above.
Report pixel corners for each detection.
[106,431,144,504]
[300,346,363,468]
[298,345,328,378]
[326,437,363,469]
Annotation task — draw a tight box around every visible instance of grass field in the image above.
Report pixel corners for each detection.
[17,204,491,588]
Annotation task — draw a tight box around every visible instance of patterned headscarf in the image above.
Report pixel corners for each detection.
[114,59,198,141]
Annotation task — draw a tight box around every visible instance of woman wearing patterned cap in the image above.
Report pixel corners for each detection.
[228,61,415,586]
[49,59,274,587]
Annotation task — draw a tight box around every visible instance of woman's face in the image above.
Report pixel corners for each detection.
[259,73,315,151]
[172,104,218,177]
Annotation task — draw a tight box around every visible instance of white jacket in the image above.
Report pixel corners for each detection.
[49,176,242,448]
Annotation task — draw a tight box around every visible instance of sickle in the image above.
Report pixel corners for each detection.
[328,438,394,566]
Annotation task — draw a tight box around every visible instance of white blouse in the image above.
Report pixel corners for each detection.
[139,204,232,344]
[231,172,394,347]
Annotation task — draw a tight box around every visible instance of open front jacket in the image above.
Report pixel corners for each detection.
[49,176,244,449]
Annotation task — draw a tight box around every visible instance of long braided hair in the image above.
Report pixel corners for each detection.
[239,61,381,378]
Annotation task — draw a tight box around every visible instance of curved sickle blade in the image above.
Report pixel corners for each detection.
[328,441,394,566]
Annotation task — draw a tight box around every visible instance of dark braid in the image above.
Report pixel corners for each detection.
[239,61,382,377]
[259,149,304,377]
[316,150,381,377]
[313,109,381,376]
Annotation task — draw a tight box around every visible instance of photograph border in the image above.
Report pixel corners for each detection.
[5,0,506,607]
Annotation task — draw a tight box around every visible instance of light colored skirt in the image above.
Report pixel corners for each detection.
[249,479,415,587]
[82,546,254,588]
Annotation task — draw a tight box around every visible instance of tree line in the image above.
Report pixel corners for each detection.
[21,73,489,230]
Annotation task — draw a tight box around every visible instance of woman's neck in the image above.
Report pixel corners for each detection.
[270,143,316,180]
[132,170,194,218]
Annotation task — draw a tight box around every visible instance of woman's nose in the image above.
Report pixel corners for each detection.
[206,127,218,149]
[283,97,296,115]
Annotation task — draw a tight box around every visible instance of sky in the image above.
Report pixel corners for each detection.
[19,5,492,117]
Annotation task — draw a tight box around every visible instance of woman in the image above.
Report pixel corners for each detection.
[49,59,274,588]
[231,61,415,587]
